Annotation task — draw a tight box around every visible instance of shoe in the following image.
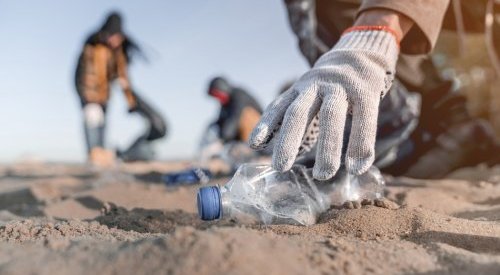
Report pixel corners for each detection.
[89,147,116,168]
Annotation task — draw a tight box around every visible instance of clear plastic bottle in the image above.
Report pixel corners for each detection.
[197,163,385,226]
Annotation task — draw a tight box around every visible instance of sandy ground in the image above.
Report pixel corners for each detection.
[0,161,498,275]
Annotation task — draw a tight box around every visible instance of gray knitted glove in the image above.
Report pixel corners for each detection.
[250,29,399,179]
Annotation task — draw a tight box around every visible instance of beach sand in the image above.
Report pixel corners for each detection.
[0,160,498,275]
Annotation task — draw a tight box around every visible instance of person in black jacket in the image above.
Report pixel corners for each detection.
[208,77,263,143]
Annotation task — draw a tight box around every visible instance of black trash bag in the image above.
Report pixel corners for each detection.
[284,0,330,66]
[118,92,167,162]
[135,92,167,141]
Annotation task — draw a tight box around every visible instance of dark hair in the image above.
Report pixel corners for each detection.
[85,11,145,63]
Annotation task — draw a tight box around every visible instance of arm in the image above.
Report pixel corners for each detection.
[116,49,137,111]
[284,0,330,65]
[358,0,450,54]
[355,9,414,41]
[250,8,416,179]
[75,46,96,104]
[220,97,245,142]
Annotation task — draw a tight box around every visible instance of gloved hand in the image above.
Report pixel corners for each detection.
[250,28,399,179]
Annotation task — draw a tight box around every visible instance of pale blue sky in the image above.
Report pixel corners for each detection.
[0,1,308,162]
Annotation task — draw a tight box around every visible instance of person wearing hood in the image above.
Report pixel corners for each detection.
[207,77,263,143]
[75,12,166,165]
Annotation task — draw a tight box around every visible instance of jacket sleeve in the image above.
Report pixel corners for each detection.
[358,0,450,54]
[116,49,137,109]
[75,45,96,104]
[219,102,242,142]
[219,90,252,142]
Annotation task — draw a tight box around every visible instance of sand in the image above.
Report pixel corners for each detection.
[0,160,498,275]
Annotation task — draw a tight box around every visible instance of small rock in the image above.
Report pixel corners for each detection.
[361,199,373,206]
[374,199,399,210]
[342,201,354,209]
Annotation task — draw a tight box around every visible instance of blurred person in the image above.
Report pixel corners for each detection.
[75,12,167,165]
[207,77,263,144]
[160,77,264,186]
[249,0,500,179]
[196,77,266,172]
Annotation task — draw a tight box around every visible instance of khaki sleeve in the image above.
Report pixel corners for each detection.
[116,49,137,109]
[78,46,96,103]
[79,45,110,105]
[358,0,450,54]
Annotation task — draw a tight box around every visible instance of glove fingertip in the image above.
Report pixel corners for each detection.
[345,156,374,176]
[248,123,267,143]
[272,153,294,173]
[312,165,338,181]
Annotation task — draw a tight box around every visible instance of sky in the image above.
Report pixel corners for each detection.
[0,1,309,162]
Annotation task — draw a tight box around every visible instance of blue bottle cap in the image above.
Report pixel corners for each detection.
[197,186,222,221]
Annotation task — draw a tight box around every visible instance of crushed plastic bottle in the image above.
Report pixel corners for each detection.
[197,163,384,226]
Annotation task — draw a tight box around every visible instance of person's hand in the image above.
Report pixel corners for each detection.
[128,104,138,113]
[250,28,399,179]
[127,98,138,113]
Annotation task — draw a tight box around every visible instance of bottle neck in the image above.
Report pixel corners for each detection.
[219,186,231,218]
